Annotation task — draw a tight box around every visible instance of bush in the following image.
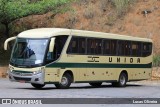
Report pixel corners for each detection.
[99,0,110,12]
[83,4,94,19]
[111,0,136,16]
[153,55,160,67]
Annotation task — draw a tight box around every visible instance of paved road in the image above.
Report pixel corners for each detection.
[0,78,160,98]
[0,78,160,106]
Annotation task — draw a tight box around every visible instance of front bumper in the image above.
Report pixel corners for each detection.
[8,71,45,85]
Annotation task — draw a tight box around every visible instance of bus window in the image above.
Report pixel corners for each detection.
[68,37,78,54]
[131,42,138,57]
[67,37,86,54]
[87,38,102,55]
[79,38,86,54]
[46,36,68,63]
[131,42,142,57]
[103,39,110,55]
[110,40,117,55]
[103,39,117,55]
[142,43,152,57]
[118,41,125,56]
[95,39,102,55]
[124,41,131,56]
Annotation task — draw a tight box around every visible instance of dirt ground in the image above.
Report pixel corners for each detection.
[152,67,160,80]
[0,66,7,78]
[0,66,160,80]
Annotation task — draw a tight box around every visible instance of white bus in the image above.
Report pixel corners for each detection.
[4,28,153,89]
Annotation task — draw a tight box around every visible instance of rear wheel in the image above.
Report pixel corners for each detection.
[89,82,102,87]
[55,73,72,89]
[112,72,127,87]
[31,83,45,89]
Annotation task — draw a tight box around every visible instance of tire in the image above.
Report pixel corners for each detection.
[89,82,102,87]
[31,83,45,89]
[55,73,72,89]
[112,72,127,87]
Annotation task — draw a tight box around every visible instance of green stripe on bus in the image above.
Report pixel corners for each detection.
[46,62,152,68]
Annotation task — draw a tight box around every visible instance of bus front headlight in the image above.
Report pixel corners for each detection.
[33,70,42,75]
[8,66,14,73]
[33,67,45,75]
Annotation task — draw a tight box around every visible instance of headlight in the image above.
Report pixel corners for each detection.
[33,67,45,75]
[33,70,42,75]
[8,66,14,73]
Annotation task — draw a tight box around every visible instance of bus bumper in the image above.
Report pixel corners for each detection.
[8,70,45,85]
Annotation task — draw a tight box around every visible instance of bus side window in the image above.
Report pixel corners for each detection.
[87,38,102,55]
[118,40,125,56]
[79,38,86,54]
[87,38,94,54]
[103,39,110,55]
[111,40,117,55]
[142,43,152,57]
[95,39,102,55]
[67,37,78,54]
[131,42,138,57]
[131,42,142,57]
[67,37,86,54]
[103,39,117,56]
[125,41,131,56]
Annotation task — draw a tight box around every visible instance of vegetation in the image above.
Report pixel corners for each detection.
[111,0,136,16]
[153,55,160,67]
[0,0,73,65]
[0,0,72,39]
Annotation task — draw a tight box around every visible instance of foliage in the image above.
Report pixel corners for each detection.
[111,0,136,16]
[153,55,160,67]
[83,4,94,19]
[0,0,71,23]
[0,0,72,38]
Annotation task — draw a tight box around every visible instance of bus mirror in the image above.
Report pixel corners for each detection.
[49,38,55,52]
[4,37,16,50]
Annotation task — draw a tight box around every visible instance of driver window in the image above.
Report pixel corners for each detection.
[46,36,68,63]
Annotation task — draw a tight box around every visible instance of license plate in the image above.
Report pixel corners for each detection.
[19,80,25,83]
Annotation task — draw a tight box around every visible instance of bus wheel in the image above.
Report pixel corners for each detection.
[112,72,127,87]
[31,83,45,89]
[89,82,102,87]
[55,73,72,89]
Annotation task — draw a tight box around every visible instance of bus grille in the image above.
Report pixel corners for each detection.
[12,70,33,76]
[13,77,31,81]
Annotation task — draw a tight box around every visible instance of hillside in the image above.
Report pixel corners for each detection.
[12,0,160,55]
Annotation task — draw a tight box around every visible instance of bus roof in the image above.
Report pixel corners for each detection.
[18,28,152,42]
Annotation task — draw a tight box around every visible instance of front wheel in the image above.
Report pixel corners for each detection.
[112,72,127,87]
[31,83,45,89]
[55,73,72,89]
[89,82,102,87]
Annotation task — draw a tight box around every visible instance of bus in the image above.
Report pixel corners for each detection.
[4,28,153,89]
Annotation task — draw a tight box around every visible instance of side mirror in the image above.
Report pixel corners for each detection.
[4,37,16,50]
[49,38,55,52]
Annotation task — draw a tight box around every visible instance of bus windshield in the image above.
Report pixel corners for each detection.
[10,38,49,67]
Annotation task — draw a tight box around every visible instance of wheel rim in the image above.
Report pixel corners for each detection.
[120,75,126,85]
[61,77,68,86]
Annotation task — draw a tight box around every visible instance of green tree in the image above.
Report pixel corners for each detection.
[0,0,72,39]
